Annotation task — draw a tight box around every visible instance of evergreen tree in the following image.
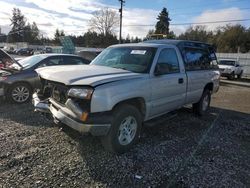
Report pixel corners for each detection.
[31,22,40,43]
[155,7,171,35]
[54,29,65,44]
[8,8,26,42]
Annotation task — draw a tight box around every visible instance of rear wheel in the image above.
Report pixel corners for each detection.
[101,104,142,153]
[8,83,32,103]
[193,89,211,116]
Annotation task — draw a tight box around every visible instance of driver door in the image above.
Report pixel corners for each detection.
[149,48,187,118]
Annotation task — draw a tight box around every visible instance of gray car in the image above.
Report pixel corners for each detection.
[0,54,90,103]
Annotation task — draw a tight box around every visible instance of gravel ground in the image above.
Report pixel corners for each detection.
[0,84,250,188]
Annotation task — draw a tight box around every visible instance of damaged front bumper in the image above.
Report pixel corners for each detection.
[32,93,111,136]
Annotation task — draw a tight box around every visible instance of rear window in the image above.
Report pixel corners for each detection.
[182,47,218,71]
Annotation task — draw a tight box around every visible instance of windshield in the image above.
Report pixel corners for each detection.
[90,47,157,73]
[219,60,235,66]
[17,55,47,69]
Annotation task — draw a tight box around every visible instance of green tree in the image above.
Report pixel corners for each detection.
[54,29,65,45]
[30,22,40,43]
[178,25,213,43]
[155,7,171,35]
[8,8,26,42]
[146,29,155,39]
[215,25,247,53]
[124,34,131,43]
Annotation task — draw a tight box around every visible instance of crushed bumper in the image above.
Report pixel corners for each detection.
[32,93,111,136]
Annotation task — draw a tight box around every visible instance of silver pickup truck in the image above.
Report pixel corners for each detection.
[33,40,220,153]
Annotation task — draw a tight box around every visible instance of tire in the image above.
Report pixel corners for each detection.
[101,104,142,154]
[237,71,243,79]
[193,89,211,116]
[228,72,235,80]
[7,83,32,103]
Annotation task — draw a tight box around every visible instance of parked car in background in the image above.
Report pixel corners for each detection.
[77,49,103,61]
[43,47,53,53]
[33,40,220,153]
[0,54,90,103]
[218,59,243,79]
[3,46,15,54]
[16,48,34,56]
[0,49,16,69]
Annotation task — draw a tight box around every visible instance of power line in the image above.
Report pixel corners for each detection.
[171,7,250,16]
[167,0,248,12]
[124,18,250,27]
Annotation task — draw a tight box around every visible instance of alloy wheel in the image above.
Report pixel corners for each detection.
[11,86,30,103]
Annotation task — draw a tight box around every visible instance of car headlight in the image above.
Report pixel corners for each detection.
[67,87,93,99]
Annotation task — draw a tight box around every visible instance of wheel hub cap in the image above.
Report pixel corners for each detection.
[202,95,209,111]
[12,86,30,102]
[118,116,137,146]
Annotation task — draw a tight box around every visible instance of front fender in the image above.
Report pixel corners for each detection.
[90,77,151,113]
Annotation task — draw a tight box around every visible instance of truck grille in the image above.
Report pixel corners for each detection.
[48,82,68,104]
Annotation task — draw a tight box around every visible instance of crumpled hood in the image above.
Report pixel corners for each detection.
[36,65,145,86]
[0,69,12,77]
[218,65,234,69]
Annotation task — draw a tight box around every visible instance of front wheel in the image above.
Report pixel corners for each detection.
[193,89,211,116]
[101,104,142,153]
[8,83,32,103]
[228,72,235,80]
[237,71,243,79]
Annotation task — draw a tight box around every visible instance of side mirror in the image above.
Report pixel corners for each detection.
[235,64,239,67]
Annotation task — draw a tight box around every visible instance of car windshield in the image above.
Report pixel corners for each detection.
[90,46,157,73]
[17,55,48,69]
[219,60,235,66]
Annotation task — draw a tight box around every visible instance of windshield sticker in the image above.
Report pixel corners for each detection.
[131,50,146,55]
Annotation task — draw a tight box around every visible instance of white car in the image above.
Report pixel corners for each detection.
[218,59,243,79]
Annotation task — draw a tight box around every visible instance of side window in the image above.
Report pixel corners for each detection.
[183,48,217,70]
[156,48,180,74]
[63,57,90,65]
[38,57,64,67]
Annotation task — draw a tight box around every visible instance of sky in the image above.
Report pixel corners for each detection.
[0,0,250,39]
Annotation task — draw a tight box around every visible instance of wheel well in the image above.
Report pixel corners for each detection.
[112,98,146,118]
[7,81,33,93]
[204,82,213,92]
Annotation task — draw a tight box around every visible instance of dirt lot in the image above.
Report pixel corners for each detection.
[0,84,249,188]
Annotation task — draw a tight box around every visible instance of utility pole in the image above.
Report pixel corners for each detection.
[119,0,125,44]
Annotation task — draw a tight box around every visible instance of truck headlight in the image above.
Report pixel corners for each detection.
[68,87,93,99]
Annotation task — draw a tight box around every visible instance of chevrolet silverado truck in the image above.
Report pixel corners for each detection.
[33,40,220,153]
[218,59,243,80]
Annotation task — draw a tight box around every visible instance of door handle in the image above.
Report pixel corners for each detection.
[178,78,184,84]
